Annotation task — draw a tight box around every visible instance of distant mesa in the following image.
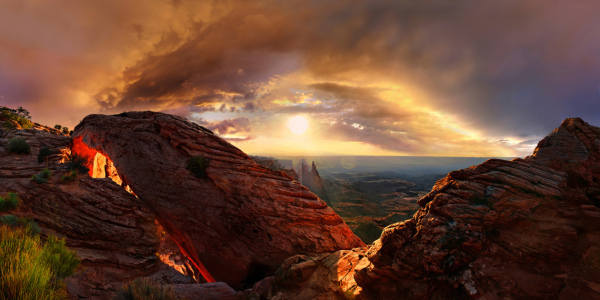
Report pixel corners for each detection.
[294,159,330,204]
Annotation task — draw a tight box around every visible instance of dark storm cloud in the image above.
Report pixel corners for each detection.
[297,0,600,137]
[96,0,600,140]
[3,0,600,154]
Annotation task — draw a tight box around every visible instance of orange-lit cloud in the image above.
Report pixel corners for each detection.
[2,0,600,156]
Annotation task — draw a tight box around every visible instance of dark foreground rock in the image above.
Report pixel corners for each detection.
[268,118,600,299]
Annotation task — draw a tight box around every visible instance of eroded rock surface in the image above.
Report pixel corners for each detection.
[270,118,600,299]
[72,111,364,287]
[0,126,164,299]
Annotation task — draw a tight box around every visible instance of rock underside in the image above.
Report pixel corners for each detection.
[71,111,364,287]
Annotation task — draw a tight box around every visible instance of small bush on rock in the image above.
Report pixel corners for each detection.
[113,278,176,300]
[61,127,69,135]
[1,215,41,235]
[60,170,78,183]
[54,124,62,130]
[65,153,90,174]
[32,168,52,184]
[41,235,80,280]
[0,214,18,226]
[1,106,33,129]
[0,192,20,212]
[38,146,53,163]
[8,137,31,154]
[186,155,209,179]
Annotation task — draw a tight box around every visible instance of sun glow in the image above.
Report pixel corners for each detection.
[287,115,309,135]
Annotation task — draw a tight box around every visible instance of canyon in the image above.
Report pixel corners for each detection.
[1,113,599,299]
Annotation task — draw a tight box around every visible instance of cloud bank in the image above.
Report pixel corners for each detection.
[2,0,600,156]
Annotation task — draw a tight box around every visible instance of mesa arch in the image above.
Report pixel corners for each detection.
[70,111,364,287]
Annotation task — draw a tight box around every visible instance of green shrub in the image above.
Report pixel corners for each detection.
[40,236,79,280]
[0,192,20,212]
[19,218,42,235]
[54,125,62,130]
[38,147,53,163]
[1,106,33,129]
[8,137,31,154]
[0,214,18,226]
[113,278,176,300]
[61,127,69,135]
[0,226,77,300]
[32,175,48,184]
[60,170,78,183]
[32,168,52,184]
[186,155,209,179]
[1,215,41,236]
[40,169,52,179]
[65,153,90,174]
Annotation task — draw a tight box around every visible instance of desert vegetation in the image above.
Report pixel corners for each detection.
[38,147,53,163]
[32,168,52,184]
[0,192,79,300]
[65,153,90,174]
[112,278,176,300]
[8,137,31,154]
[0,193,20,212]
[60,170,78,183]
[0,106,33,129]
[186,155,209,179]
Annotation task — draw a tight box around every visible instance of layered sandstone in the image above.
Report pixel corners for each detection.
[0,126,163,298]
[72,111,364,287]
[269,118,600,299]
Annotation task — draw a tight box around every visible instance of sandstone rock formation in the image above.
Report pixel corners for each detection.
[0,126,163,299]
[269,118,600,299]
[72,111,364,287]
[295,159,329,203]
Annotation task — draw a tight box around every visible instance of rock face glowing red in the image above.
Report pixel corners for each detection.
[267,118,600,299]
[72,111,364,287]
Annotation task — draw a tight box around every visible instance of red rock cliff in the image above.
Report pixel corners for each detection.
[72,111,364,287]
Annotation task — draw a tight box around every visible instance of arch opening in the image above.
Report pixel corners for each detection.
[70,136,215,283]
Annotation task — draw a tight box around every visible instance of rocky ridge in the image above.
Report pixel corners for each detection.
[268,118,600,299]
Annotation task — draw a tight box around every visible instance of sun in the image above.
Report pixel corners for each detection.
[287,116,309,135]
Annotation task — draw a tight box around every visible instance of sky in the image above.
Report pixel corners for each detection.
[1,0,600,157]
